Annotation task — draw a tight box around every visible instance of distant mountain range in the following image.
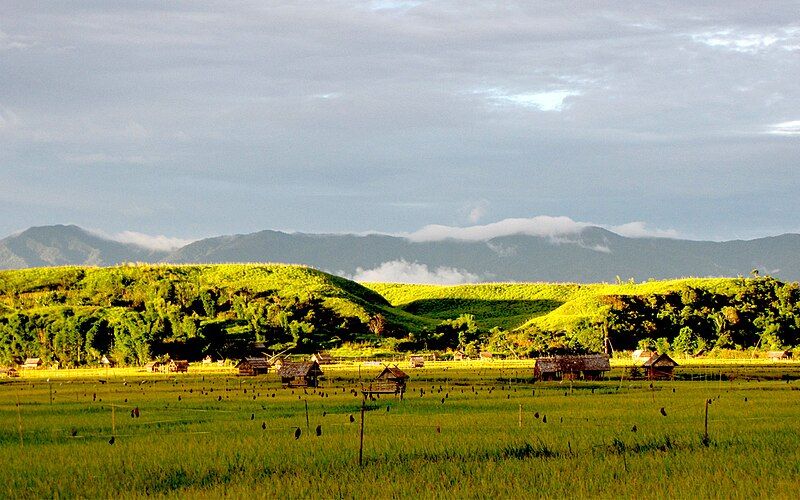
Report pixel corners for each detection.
[2,224,800,282]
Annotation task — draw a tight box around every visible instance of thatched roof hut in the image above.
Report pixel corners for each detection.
[237,357,270,376]
[101,355,117,367]
[642,353,678,380]
[767,350,792,360]
[409,356,425,368]
[168,360,189,373]
[278,361,323,388]
[144,361,163,373]
[22,358,42,369]
[632,349,654,362]
[534,355,611,381]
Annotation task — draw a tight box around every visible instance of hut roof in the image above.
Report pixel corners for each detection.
[238,357,270,369]
[377,365,408,381]
[278,361,323,378]
[312,352,333,362]
[767,350,790,358]
[536,355,611,373]
[632,349,654,360]
[24,358,42,365]
[170,360,189,366]
[642,353,678,368]
[534,358,560,373]
[144,361,161,368]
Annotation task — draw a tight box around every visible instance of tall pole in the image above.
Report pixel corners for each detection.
[359,401,366,467]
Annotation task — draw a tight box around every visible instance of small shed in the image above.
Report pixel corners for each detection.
[409,356,425,368]
[453,350,470,361]
[22,358,43,370]
[632,350,654,363]
[101,355,117,367]
[767,350,792,360]
[479,351,494,361]
[375,365,409,394]
[278,361,323,388]
[168,360,189,373]
[237,357,270,376]
[311,352,334,365]
[3,367,19,378]
[144,361,163,373]
[642,353,678,380]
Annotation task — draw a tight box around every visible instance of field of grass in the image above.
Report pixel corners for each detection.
[2,361,799,498]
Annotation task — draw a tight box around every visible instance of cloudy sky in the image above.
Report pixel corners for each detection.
[1,1,799,245]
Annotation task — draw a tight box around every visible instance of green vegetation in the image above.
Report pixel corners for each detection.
[1,364,799,498]
[0,265,798,366]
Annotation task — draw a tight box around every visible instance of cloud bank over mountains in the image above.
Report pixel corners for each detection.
[404,216,677,242]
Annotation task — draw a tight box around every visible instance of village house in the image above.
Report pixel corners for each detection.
[632,349,654,363]
[144,361,163,373]
[168,360,189,373]
[278,361,323,388]
[375,365,409,395]
[534,355,611,381]
[236,357,270,376]
[101,355,117,367]
[642,353,679,380]
[22,358,43,370]
[452,350,470,361]
[767,350,792,360]
[409,356,425,368]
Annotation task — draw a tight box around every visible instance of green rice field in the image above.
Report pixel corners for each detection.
[2,361,799,498]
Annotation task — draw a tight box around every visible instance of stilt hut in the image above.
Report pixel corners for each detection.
[534,355,611,381]
[144,361,163,373]
[278,361,323,388]
[642,353,678,380]
[22,358,43,370]
[236,357,270,376]
[101,355,117,367]
[767,350,792,360]
[409,356,425,368]
[168,360,189,373]
[632,350,654,363]
[375,365,409,394]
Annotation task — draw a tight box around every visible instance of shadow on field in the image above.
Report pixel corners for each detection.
[400,298,562,323]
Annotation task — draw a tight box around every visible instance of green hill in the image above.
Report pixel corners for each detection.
[0,265,798,365]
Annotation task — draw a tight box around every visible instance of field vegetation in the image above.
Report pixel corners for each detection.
[1,362,799,498]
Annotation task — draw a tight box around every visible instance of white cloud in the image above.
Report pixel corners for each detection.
[405,216,679,242]
[111,231,194,251]
[691,27,800,53]
[609,221,679,239]
[350,259,479,284]
[0,106,19,130]
[766,120,800,136]
[407,216,589,242]
[482,89,581,111]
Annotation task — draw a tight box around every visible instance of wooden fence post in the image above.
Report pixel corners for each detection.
[703,398,710,446]
[359,401,366,467]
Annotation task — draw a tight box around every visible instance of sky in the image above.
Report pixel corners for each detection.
[1,1,799,248]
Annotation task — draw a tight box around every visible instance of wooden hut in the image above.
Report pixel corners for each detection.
[632,350,654,363]
[642,353,678,380]
[409,356,425,368]
[4,367,19,378]
[278,361,323,388]
[168,360,189,373]
[453,350,470,361]
[479,351,494,361]
[144,361,163,373]
[311,352,334,365]
[236,357,270,376]
[534,355,611,381]
[22,358,43,370]
[767,350,792,360]
[533,358,561,381]
[375,365,409,395]
[101,355,117,367]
